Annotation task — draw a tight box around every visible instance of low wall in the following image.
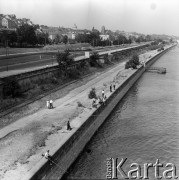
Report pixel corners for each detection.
[24,44,175,180]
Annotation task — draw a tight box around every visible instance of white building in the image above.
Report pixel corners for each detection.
[100,34,109,41]
[1,18,8,28]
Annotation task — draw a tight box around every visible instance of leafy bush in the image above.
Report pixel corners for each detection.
[51,77,58,84]
[79,60,87,69]
[56,49,74,74]
[89,52,100,67]
[88,88,97,99]
[40,85,46,91]
[125,61,131,69]
[3,77,21,98]
[68,68,81,79]
[125,54,139,69]
[131,54,140,66]
[104,54,110,64]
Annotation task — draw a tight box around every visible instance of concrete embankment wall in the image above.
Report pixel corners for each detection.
[24,44,175,180]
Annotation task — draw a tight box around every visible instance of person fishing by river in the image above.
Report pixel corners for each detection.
[42,150,53,166]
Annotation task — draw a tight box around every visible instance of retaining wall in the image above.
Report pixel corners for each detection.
[23,44,176,180]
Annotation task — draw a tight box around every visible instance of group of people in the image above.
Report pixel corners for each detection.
[92,83,116,108]
[92,89,107,108]
[46,99,54,109]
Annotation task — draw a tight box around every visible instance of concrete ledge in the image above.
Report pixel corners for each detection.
[24,44,175,180]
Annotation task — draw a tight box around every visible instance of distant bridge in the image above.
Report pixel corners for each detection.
[145,67,166,74]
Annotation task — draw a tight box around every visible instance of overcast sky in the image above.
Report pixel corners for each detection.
[0,0,179,36]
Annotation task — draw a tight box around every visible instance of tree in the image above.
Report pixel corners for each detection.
[54,34,61,44]
[89,52,100,67]
[62,35,68,44]
[56,50,74,75]
[125,54,140,69]
[36,32,49,45]
[145,35,152,42]
[132,54,140,66]
[17,24,37,46]
[89,31,100,46]
[0,30,10,47]
[136,35,145,43]
[88,88,97,99]
[170,38,173,43]
[9,31,18,46]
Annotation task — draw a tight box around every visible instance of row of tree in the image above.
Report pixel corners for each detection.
[0,24,49,47]
[0,24,70,47]
[0,23,156,48]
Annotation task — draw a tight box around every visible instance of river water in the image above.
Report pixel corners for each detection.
[65,46,179,179]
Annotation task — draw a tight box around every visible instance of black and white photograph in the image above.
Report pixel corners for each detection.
[0,0,178,179]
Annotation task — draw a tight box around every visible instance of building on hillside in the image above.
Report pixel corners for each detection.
[101,26,105,34]
[92,27,99,34]
[8,19,17,29]
[100,34,109,41]
[41,27,60,40]
[0,17,17,30]
[72,23,77,30]
[67,32,76,39]
[0,17,8,28]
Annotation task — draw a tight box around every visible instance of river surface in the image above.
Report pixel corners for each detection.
[65,46,179,179]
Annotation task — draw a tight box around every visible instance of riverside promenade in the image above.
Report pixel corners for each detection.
[0,44,174,180]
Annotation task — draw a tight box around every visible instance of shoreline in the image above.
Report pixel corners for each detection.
[0,44,175,180]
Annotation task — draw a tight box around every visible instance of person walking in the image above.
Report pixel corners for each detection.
[102,96,106,105]
[110,85,112,92]
[49,99,53,109]
[67,121,72,131]
[92,98,97,108]
[113,84,116,91]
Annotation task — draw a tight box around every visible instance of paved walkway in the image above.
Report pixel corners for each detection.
[0,61,128,180]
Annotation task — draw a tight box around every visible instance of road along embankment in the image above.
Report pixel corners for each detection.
[23,44,175,180]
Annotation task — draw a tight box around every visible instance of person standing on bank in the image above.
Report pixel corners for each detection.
[67,121,72,131]
[49,99,53,109]
[102,90,105,98]
[113,83,116,91]
[42,150,53,166]
[46,100,49,109]
[110,85,112,92]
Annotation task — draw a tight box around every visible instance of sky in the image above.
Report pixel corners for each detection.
[0,0,179,36]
